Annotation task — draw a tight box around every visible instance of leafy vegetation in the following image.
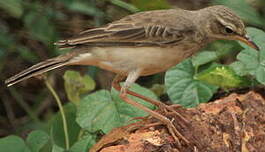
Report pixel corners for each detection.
[0,0,265,151]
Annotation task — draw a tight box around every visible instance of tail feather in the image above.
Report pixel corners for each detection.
[5,56,72,87]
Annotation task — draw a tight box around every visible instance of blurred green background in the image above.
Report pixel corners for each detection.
[0,0,264,151]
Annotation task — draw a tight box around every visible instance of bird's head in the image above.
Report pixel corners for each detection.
[203,5,259,50]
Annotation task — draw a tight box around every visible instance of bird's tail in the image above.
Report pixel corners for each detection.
[5,54,74,87]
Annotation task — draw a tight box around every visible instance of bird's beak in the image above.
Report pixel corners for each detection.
[234,34,260,50]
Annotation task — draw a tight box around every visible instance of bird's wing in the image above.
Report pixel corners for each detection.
[55,9,195,48]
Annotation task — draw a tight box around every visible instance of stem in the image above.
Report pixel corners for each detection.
[44,78,69,150]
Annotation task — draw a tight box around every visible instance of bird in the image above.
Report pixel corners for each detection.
[5,5,259,144]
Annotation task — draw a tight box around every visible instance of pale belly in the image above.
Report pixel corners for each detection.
[72,46,197,76]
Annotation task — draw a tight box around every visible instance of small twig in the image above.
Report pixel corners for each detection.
[44,77,70,150]
[2,95,16,130]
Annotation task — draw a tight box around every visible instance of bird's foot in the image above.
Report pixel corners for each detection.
[158,103,189,124]
[163,117,190,145]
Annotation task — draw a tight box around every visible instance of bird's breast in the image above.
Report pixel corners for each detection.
[89,45,199,75]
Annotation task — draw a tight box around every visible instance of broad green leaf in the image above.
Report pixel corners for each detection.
[63,70,95,104]
[131,0,171,11]
[256,66,265,84]
[195,64,250,89]
[165,59,218,107]
[50,103,80,148]
[51,145,64,152]
[192,51,218,68]
[76,84,157,133]
[236,49,259,75]
[0,0,23,18]
[70,133,96,152]
[192,40,242,68]
[111,83,157,124]
[229,61,248,76]
[26,130,49,152]
[0,136,31,152]
[76,90,121,133]
[234,28,265,85]
[213,0,265,26]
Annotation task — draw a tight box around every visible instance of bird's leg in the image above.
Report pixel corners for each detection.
[112,72,189,145]
[112,75,188,124]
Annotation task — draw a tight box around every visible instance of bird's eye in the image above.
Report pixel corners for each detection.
[224,27,234,34]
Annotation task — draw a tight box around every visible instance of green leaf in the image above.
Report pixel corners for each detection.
[239,28,265,51]
[76,90,121,133]
[70,133,96,152]
[76,84,157,133]
[234,28,265,85]
[213,0,265,26]
[165,59,218,107]
[195,64,250,89]
[26,130,49,152]
[0,136,31,152]
[51,145,64,152]
[229,61,248,76]
[111,83,157,124]
[63,70,96,104]
[50,103,80,148]
[192,51,218,68]
[192,40,242,67]
[0,0,23,18]
[236,49,259,75]
[131,0,171,11]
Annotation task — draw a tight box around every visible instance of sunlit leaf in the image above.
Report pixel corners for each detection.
[63,70,96,104]
[195,64,250,89]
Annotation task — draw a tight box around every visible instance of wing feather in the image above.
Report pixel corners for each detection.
[55,9,195,48]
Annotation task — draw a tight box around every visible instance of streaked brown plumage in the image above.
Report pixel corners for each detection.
[5,5,259,144]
